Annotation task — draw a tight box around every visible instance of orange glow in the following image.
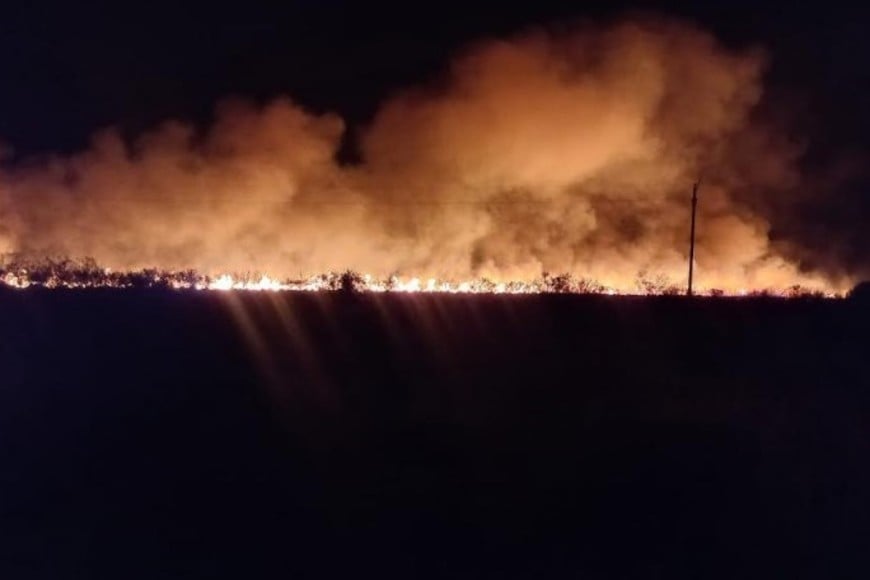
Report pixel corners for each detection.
[0,267,844,298]
[0,19,854,294]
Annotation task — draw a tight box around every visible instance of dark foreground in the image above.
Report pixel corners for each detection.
[1,289,868,578]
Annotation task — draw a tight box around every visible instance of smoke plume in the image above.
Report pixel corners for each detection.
[0,18,849,292]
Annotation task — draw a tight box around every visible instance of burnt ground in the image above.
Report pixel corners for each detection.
[1,289,869,578]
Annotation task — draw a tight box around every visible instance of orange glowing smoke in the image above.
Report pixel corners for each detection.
[0,18,853,295]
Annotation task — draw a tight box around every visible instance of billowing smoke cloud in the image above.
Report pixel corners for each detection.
[0,18,850,292]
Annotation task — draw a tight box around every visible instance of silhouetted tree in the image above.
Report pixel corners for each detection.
[339,270,363,293]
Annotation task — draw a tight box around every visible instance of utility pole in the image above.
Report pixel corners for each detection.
[687,181,700,296]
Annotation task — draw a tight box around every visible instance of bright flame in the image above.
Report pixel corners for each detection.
[0,264,845,298]
[1,271,31,289]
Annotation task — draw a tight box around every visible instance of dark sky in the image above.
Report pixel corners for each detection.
[1,0,868,158]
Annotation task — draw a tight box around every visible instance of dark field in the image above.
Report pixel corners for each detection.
[1,289,869,578]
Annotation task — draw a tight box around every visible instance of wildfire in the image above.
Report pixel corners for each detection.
[0,20,860,302]
[0,261,845,298]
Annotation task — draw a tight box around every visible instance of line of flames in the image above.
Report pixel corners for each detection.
[0,268,845,298]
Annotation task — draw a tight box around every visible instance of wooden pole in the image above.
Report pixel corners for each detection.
[687,181,699,296]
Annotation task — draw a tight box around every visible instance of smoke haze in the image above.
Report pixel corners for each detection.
[0,18,851,292]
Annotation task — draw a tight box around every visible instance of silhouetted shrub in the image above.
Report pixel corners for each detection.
[476,279,497,293]
[636,274,679,296]
[541,272,576,293]
[573,278,605,294]
[339,270,364,293]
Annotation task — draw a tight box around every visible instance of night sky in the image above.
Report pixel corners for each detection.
[2,0,868,158]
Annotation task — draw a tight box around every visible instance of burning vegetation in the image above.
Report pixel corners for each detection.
[0,255,841,297]
[0,18,857,295]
